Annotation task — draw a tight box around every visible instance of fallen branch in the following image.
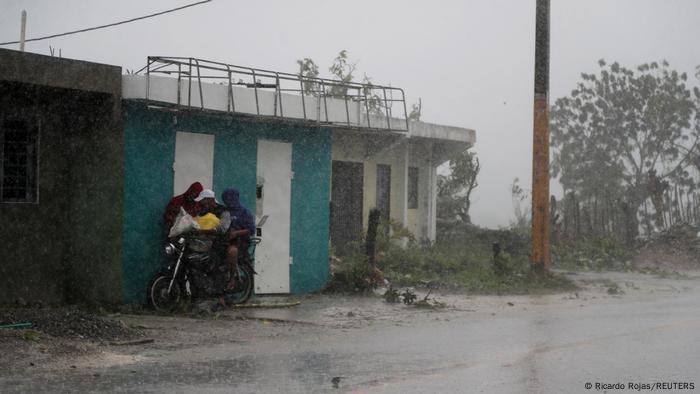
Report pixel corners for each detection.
[109,338,155,346]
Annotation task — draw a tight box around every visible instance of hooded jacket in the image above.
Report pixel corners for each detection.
[163,182,203,228]
[221,188,256,235]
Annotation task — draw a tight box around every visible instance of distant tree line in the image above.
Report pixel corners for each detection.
[551,60,700,244]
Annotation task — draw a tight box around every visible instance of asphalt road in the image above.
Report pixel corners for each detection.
[2,271,700,393]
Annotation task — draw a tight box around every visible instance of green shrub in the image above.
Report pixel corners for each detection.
[328,222,575,295]
[551,237,633,271]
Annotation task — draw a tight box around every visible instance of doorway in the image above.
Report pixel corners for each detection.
[330,160,364,249]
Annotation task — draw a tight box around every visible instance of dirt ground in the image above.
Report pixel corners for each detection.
[2,268,698,379]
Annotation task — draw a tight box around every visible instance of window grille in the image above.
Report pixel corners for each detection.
[1,119,39,203]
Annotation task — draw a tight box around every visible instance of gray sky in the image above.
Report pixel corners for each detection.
[1,0,699,228]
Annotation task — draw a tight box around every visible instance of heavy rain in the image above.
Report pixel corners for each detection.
[1,1,700,393]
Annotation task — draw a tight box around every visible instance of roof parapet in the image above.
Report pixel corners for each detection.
[131,56,409,132]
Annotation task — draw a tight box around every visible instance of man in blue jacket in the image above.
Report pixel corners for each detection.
[220,188,255,293]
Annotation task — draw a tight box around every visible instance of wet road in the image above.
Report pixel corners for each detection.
[3,272,700,393]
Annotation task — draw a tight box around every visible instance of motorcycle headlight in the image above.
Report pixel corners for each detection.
[165,243,177,256]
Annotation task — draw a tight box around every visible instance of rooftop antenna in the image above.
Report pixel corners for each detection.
[49,46,63,58]
[19,10,27,51]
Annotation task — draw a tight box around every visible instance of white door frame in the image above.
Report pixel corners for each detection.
[255,139,292,293]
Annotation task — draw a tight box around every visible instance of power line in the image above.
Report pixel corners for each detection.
[0,0,212,46]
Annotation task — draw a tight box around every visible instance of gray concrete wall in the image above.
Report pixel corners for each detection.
[0,48,121,95]
[0,49,123,305]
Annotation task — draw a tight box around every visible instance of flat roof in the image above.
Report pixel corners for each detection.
[123,74,475,146]
[0,48,121,96]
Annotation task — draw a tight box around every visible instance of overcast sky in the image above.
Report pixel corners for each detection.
[1,0,699,228]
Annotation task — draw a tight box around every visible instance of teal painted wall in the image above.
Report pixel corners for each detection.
[122,101,331,303]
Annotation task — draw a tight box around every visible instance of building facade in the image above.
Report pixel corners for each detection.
[0,50,475,304]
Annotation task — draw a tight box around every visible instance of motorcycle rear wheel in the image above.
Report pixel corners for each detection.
[149,275,182,312]
[224,264,254,305]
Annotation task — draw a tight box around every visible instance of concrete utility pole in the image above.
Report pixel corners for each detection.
[531,0,550,274]
[19,10,27,52]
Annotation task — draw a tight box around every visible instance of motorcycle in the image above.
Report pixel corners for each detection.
[147,234,260,312]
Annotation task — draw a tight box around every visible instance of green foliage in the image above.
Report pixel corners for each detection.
[413,297,446,309]
[295,50,420,117]
[327,50,356,97]
[510,177,530,230]
[382,286,401,303]
[22,330,41,341]
[329,220,576,296]
[551,60,700,238]
[400,289,417,305]
[326,251,381,293]
[296,58,320,94]
[376,218,416,252]
[376,224,574,295]
[551,237,633,271]
[408,98,422,121]
[437,150,480,223]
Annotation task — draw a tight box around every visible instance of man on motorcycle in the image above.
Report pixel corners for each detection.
[219,188,255,296]
[163,182,203,231]
[194,189,225,217]
[194,188,255,309]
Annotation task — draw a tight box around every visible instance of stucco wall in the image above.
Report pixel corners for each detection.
[122,101,331,303]
[0,82,123,305]
[331,132,443,241]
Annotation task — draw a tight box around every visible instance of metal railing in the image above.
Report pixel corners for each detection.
[136,56,409,132]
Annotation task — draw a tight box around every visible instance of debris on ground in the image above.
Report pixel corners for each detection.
[108,338,155,346]
[634,223,700,269]
[383,286,401,303]
[401,289,417,305]
[0,307,142,343]
[412,289,447,309]
[231,301,301,309]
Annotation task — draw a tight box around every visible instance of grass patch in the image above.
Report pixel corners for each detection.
[551,237,634,272]
[329,223,576,295]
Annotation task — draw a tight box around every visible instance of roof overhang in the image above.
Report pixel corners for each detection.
[333,115,476,165]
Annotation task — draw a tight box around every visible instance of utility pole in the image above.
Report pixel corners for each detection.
[19,10,27,52]
[531,0,550,275]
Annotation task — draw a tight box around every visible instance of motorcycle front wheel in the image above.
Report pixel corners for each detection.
[224,264,254,305]
[149,275,182,312]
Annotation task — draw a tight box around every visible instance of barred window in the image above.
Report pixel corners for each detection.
[1,119,39,203]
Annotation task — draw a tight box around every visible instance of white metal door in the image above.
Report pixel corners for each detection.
[173,131,215,195]
[255,140,292,293]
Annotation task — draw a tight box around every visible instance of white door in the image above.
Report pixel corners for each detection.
[255,140,292,293]
[173,131,215,195]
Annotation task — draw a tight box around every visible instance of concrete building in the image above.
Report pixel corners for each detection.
[0,51,475,305]
[0,48,123,304]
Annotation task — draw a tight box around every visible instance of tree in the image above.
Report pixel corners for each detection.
[296,58,320,94]
[327,50,356,97]
[551,60,700,240]
[295,50,419,118]
[408,98,422,121]
[437,150,480,223]
[510,177,530,230]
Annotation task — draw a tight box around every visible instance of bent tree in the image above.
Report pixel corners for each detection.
[551,60,700,242]
[437,150,480,224]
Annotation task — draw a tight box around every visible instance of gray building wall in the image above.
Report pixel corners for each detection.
[0,49,123,305]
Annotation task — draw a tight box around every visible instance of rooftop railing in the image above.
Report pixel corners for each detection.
[136,56,409,132]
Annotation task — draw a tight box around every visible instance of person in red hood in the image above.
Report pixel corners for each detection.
[163,182,203,230]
